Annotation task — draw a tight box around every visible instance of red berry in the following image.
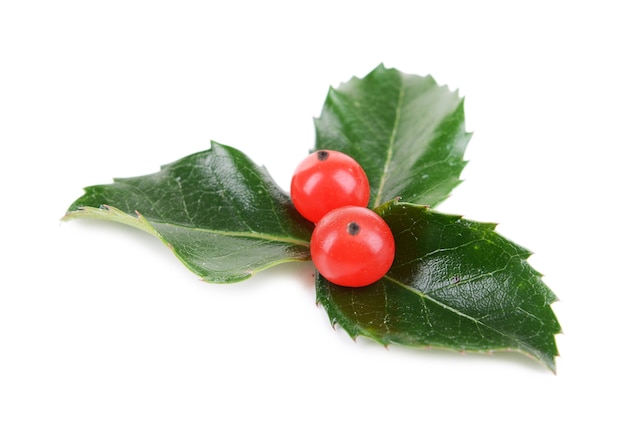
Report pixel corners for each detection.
[290,150,369,223]
[310,206,395,287]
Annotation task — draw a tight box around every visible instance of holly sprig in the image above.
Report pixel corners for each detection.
[64,65,561,371]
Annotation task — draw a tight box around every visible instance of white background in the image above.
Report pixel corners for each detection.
[1,1,624,432]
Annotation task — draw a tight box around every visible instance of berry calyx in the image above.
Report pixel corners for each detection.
[290,150,369,223]
[310,206,395,287]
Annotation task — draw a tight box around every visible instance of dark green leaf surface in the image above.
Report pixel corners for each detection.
[315,64,471,208]
[316,201,561,371]
[64,142,314,283]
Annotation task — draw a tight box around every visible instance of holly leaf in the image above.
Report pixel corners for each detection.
[63,142,314,283]
[316,200,561,371]
[315,64,471,208]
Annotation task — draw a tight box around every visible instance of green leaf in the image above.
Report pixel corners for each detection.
[315,64,471,208]
[316,200,561,371]
[64,142,314,283]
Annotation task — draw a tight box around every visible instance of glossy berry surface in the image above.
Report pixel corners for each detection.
[310,206,395,287]
[290,150,370,223]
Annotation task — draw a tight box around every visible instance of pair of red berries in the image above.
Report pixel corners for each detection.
[290,150,395,287]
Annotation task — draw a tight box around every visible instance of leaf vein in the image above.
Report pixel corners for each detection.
[374,82,405,207]
[382,274,531,349]
[153,221,310,247]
